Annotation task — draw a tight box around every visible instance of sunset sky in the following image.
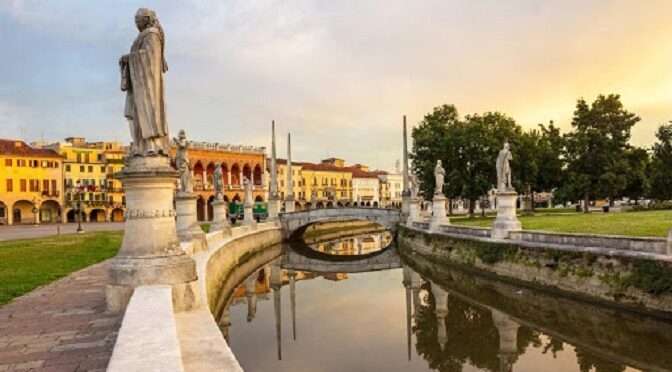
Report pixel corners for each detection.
[1,0,671,171]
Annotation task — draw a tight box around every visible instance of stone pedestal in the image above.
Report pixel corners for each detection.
[401,194,411,220]
[284,197,295,213]
[210,199,231,235]
[429,195,449,232]
[107,156,199,313]
[243,201,257,228]
[268,197,280,220]
[431,283,448,351]
[175,193,207,253]
[492,191,522,239]
[408,197,421,224]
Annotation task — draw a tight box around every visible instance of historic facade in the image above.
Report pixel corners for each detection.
[172,141,266,221]
[0,139,63,225]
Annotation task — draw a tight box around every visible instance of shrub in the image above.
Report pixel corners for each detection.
[626,261,672,294]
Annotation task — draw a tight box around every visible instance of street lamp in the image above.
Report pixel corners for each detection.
[70,180,86,233]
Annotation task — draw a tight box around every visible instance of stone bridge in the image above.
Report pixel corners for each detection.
[282,243,401,273]
[279,207,401,240]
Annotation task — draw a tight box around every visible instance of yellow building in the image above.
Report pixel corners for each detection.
[44,137,127,222]
[0,139,64,225]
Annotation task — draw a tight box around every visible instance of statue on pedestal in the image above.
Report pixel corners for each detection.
[120,7,170,157]
[411,173,420,198]
[173,130,192,194]
[243,177,253,204]
[496,142,513,192]
[434,160,445,196]
[214,164,224,201]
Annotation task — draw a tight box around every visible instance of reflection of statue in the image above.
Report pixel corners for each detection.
[496,142,513,192]
[173,130,192,193]
[120,8,170,156]
[434,160,445,196]
[214,164,224,200]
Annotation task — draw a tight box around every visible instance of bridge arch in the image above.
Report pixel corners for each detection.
[279,207,400,240]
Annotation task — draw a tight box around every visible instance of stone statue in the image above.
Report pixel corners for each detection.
[411,174,420,198]
[496,142,513,192]
[214,164,224,201]
[434,160,445,196]
[120,8,170,156]
[243,177,253,204]
[173,130,192,193]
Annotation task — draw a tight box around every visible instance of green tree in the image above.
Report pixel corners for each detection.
[564,94,640,212]
[622,147,650,204]
[649,123,672,201]
[535,121,565,207]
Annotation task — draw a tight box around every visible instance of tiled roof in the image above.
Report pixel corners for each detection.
[344,166,379,179]
[0,139,61,159]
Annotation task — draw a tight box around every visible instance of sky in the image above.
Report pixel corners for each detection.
[2,0,672,171]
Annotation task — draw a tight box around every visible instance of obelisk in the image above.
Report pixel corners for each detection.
[268,121,280,220]
[401,115,412,218]
[285,133,295,213]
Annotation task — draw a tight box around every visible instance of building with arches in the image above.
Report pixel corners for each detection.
[0,140,63,225]
[170,141,266,221]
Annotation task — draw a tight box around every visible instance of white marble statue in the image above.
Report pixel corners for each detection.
[411,173,420,198]
[173,130,192,193]
[214,164,224,200]
[120,8,170,156]
[434,160,445,196]
[243,177,253,204]
[496,142,513,192]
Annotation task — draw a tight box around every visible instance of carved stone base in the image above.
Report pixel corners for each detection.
[284,197,295,213]
[401,194,412,220]
[429,195,449,232]
[175,193,207,253]
[408,197,421,224]
[492,191,522,239]
[243,202,257,228]
[107,156,199,313]
[267,198,280,220]
[210,200,231,235]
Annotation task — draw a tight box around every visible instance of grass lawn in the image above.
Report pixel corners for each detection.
[0,231,122,306]
[451,209,672,238]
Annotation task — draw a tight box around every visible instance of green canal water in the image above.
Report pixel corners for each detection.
[216,229,672,372]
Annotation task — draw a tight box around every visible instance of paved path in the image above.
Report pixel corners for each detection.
[0,261,122,371]
[0,223,124,241]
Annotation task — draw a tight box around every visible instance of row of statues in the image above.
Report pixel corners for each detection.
[430,142,513,196]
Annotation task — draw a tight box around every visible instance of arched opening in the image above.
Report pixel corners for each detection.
[305,202,312,210]
[111,208,124,222]
[365,201,371,207]
[326,201,334,208]
[196,196,206,221]
[12,200,35,224]
[316,202,325,209]
[373,201,379,208]
[0,201,7,225]
[255,195,263,202]
[66,209,78,223]
[193,161,204,190]
[40,200,61,223]
[223,194,230,203]
[353,202,358,207]
[221,163,229,185]
[337,202,344,208]
[90,209,106,222]
[206,162,216,190]
[242,164,252,183]
[207,195,215,221]
[232,194,241,202]
[295,201,302,211]
[231,164,241,185]
[345,202,351,207]
[253,165,263,186]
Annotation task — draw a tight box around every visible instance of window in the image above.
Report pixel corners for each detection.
[17,159,26,167]
[97,154,103,162]
[55,162,59,168]
[77,153,82,163]
[20,179,27,192]
[85,153,90,163]
[80,165,85,172]
[51,180,57,193]
[6,179,12,192]
[43,179,49,192]
[101,166,106,173]
[4,159,11,166]
[88,166,93,173]
[66,164,71,172]
[29,179,39,192]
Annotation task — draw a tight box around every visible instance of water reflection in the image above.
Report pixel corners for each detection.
[304,230,393,256]
[216,229,672,371]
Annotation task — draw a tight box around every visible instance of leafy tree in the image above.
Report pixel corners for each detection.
[649,123,672,201]
[534,121,565,207]
[622,147,650,204]
[563,94,640,212]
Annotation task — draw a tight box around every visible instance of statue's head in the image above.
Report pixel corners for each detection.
[504,141,510,150]
[135,7,158,31]
[178,129,186,139]
[437,160,442,166]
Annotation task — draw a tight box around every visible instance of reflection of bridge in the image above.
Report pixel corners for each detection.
[279,207,401,240]
[281,242,401,273]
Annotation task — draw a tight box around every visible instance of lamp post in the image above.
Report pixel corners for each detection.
[71,180,85,233]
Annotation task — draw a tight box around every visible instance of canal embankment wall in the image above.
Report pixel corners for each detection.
[400,223,672,315]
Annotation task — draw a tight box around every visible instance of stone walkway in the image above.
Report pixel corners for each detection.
[0,261,122,371]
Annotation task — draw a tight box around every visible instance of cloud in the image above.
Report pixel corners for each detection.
[2,0,672,171]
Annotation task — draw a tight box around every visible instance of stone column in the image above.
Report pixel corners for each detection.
[60,206,67,224]
[492,309,520,372]
[288,269,297,340]
[270,264,282,361]
[491,190,522,239]
[401,115,412,219]
[402,267,413,361]
[243,185,257,229]
[227,170,232,186]
[408,197,421,224]
[210,198,231,235]
[175,193,207,253]
[267,121,281,220]
[107,156,199,313]
[285,133,295,213]
[239,171,244,187]
[202,170,207,189]
[245,275,258,322]
[430,282,449,351]
[429,194,449,232]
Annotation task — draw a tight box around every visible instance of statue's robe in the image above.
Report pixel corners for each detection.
[124,27,168,154]
[496,150,512,190]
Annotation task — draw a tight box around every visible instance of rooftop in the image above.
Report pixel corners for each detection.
[0,139,61,159]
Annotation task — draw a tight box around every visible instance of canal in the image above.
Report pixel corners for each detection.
[215,226,672,371]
